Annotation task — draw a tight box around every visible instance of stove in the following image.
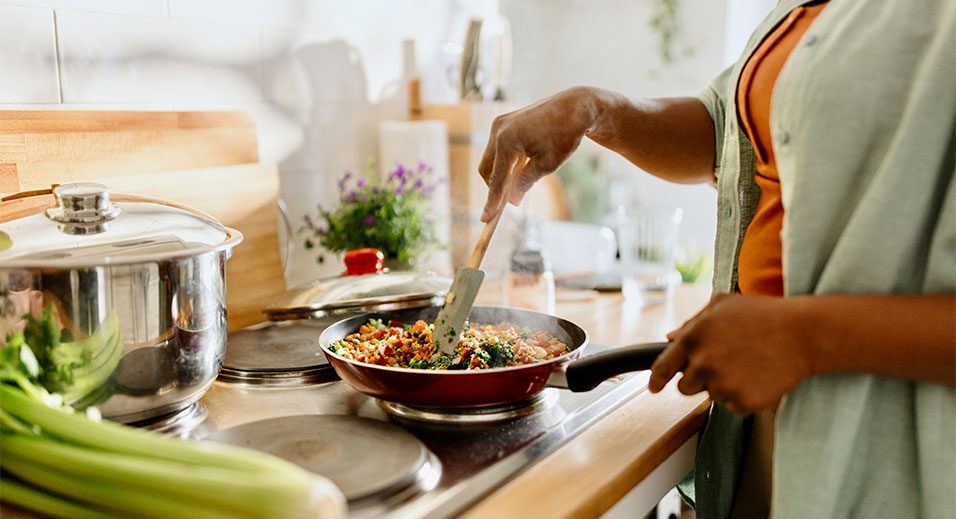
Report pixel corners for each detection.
[180,338,651,519]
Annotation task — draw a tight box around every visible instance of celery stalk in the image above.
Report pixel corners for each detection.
[2,455,236,519]
[0,408,35,435]
[0,385,303,477]
[2,435,317,519]
[0,478,117,519]
[0,376,346,519]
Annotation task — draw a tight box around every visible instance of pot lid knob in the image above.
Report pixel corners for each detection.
[45,183,122,235]
[343,248,385,276]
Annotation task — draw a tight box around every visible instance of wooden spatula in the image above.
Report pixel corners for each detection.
[433,157,529,355]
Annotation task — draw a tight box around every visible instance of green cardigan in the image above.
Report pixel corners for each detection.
[685,0,956,517]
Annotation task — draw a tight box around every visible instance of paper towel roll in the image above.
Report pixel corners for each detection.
[377,120,451,274]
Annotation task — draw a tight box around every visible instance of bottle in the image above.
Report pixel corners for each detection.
[507,212,555,314]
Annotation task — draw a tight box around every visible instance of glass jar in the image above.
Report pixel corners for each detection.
[506,213,555,314]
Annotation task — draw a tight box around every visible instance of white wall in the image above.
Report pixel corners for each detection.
[500,0,729,255]
[724,0,776,65]
[0,0,498,287]
[2,0,760,283]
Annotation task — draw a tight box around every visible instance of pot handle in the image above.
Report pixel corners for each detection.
[1,186,58,202]
[564,342,670,392]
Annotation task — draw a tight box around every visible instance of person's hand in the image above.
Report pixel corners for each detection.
[648,294,816,415]
[478,87,600,222]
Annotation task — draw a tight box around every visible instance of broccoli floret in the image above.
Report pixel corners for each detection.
[368,318,385,330]
[430,354,456,370]
[408,358,430,369]
[485,342,514,368]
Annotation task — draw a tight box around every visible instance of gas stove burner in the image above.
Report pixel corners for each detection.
[133,402,207,437]
[379,389,560,425]
[206,415,440,503]
[219,321,335,387]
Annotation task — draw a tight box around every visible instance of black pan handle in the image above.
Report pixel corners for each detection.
[564,342,670,392]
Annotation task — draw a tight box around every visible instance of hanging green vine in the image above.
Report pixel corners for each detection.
[649,0,692,65]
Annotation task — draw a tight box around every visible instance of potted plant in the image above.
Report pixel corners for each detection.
[302,162,440,269]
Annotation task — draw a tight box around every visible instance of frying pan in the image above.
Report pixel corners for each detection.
[318,306,668,408]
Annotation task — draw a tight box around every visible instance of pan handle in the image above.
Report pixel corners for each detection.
[564,342,670,392]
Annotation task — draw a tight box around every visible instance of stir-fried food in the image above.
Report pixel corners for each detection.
[328,318,571,370]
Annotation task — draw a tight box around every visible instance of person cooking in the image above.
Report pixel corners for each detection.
[476,1,955,518]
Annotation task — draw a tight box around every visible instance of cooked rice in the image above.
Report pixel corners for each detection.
[328,318,570,370]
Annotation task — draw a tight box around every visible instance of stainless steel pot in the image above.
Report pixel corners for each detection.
[0,183,242,423]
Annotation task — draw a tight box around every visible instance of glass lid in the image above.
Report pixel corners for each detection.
[0,183,242,267]
[266,248,451,320]
[265,270,451,321]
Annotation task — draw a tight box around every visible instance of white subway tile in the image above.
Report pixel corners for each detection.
[0,4,59,103]
[56,11,262,104]
[278,101,377,175]
[1,0,164,16]
[169,0,303,28]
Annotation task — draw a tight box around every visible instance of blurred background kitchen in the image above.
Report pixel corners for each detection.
[0,0,775,297]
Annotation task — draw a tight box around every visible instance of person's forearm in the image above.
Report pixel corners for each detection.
[793,294,956,386]
[580,87,717,184]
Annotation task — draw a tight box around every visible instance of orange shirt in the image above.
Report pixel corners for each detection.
[735,2,828,296]
[728,5,828,517]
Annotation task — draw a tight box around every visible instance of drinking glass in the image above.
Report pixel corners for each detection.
[618,207,683,305]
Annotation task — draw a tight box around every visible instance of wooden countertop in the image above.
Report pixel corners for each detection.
[465,284,712,518]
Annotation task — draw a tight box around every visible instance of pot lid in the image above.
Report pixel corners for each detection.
[265,271,451,321]
[0,183,243,267]
[266,250,450,321]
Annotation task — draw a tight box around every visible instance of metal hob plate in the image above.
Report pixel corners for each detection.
[223,321,329,372]
[379,389,560,425]
[207,415,436,502]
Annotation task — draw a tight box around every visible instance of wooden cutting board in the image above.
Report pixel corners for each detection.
[0,110,285,331]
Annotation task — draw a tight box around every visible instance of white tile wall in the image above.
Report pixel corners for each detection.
[56,10,260,104]
[168,0,306,29]
[1,0,164,17]
[0,4,59,103]
[500,0,728,251]
[1,0,731,280]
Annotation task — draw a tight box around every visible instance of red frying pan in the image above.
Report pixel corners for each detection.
[318,306,667,408]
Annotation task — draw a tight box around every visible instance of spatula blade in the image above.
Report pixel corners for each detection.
[433,267,485,355]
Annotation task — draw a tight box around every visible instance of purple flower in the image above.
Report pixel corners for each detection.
[388,163,409,184]
[418,161,428,173]
[395,186,404,195]
[357,178,366,188]
[337,171,353,192]
[371,186,380,195]
[413,179,423,190]
[347,192,357,203]
[363,214,376,227]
